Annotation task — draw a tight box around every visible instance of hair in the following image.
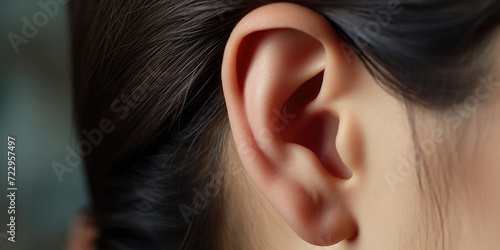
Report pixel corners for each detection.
[69,0,500,249]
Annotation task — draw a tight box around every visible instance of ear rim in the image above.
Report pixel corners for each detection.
[221,3,358,246]
[221,1,351,174]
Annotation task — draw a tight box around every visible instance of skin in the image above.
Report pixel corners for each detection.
[219,3,500,250]
[67,214,97,250]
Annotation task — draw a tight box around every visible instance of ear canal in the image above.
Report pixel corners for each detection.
[280,71,353,180]
[282,71,323,114]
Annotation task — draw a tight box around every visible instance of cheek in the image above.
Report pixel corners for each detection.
[347,85,422,249]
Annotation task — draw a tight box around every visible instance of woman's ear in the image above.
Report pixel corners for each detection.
[222,3,368,246]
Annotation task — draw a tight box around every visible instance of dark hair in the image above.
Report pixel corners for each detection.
[69,0,500,249]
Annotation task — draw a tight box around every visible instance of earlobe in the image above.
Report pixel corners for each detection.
[222,3,359,246]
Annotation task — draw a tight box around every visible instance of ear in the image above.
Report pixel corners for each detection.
[222,3,364,246]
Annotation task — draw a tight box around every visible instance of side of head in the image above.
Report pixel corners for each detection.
[70,1,500,249]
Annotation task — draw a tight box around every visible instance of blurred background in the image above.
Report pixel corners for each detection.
[0,0,89,249]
